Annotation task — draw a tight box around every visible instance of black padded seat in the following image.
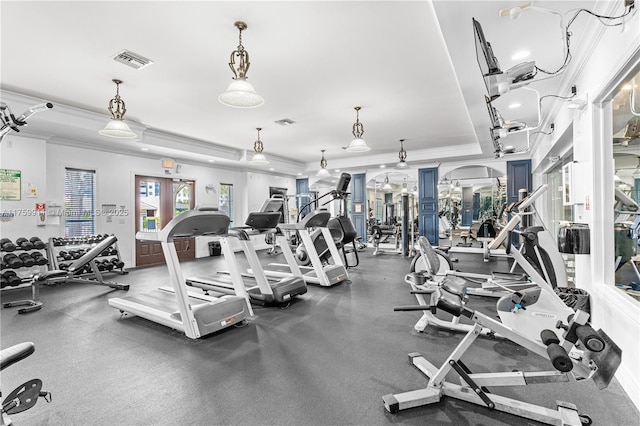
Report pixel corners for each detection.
[436,290,465,317]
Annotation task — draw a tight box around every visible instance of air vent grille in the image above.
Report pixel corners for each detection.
[275,118,296,126]
[112,50,154,70]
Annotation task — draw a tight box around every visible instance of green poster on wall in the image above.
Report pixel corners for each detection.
[0,169,22,201]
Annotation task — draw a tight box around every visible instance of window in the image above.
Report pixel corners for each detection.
[65,168,96,237]
[219,183,234,222]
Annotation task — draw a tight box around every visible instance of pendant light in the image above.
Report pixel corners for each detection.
[395,139,408,169]
[316,150,331,177]
[219,21,264,108]
[249,127,269,165]
[382,174,392,191]
[346,106,371,152]
[99,79,137,139]
[401,178,408,193]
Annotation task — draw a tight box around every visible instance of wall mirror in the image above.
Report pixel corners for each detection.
[612,65,640,301]
[438,165,506,248]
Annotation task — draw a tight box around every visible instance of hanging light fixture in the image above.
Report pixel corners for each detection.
[401,178,408,193]
[249,127,269,165]
[218,21,264,108]
[395,139,408,169]
[316,150,331,177]
[346,106,371,152]
[382,174,393,191]
[98,79,137,139]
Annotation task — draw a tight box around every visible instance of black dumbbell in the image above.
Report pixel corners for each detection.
[2,254,23,269]
[103,260,114,271]
[29,237,46,249]
[59,251,73,261]
[18,253,36,267]
[15,237,34,250]
[69,250,82,259]
[31,252,49,266]
[2,270,22,287]
[59,263,69,271]
[1,238,16,252]
[110,258,125,269]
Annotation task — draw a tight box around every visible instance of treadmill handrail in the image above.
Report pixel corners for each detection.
[136,206,230,242]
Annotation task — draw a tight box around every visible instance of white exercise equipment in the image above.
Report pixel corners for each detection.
[108,207,250,339]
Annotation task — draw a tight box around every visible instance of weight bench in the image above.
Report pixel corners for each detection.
[2,235,129,314]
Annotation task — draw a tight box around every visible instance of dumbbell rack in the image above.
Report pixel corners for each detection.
[1,238,50,291]
[47,235,128,276]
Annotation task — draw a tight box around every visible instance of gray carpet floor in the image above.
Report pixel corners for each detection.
[1,247,638,425]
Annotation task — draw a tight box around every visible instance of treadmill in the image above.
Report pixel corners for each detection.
[108,207,250,339]
[187,212,307,305]
[265,209,348,286]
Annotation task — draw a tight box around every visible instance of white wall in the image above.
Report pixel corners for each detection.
[529,6,640,409]
[0,135,48,241]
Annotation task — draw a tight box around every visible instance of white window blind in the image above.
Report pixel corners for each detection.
[65,168,96,237]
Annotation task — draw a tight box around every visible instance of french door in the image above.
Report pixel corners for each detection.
[135,176,195,267]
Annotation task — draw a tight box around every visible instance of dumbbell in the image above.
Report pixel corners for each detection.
[102,260,115,271]
[2,270,22,287]
[59,251,73,261]
[59,263,70,271]
[15,237,34,250]
[18,253,36,267]
[1,238,17,252]
[31,252,49,266]
[110,258,125,269]
[2,254,23,269]
[29,236,46,249]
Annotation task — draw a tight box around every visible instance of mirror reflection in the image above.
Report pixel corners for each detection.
[366,171,418,254]
[612,67,640,301]
[438,166,506,250]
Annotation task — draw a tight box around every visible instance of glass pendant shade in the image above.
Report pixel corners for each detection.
[316,167,331,177]
[99,119,137,139]
[219,78,264,108]
[250,152,269,165]
[346,137,370,152]
[395,160,408,169]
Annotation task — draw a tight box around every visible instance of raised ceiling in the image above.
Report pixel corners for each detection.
[1,1,604,175]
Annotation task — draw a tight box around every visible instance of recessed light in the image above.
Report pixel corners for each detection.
[511,50,530,61]
[140,147,149,151]
[297,172,302,176]
[269,168,275,171]
[335,169,340,173]
[380,164,386,168]
[508,102,521,109]
[208,159,215,163]
[622,84,633,91]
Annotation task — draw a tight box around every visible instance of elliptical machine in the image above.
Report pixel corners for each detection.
[295,173,361,268]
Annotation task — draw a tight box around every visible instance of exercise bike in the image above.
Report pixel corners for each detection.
[1,342,51,425]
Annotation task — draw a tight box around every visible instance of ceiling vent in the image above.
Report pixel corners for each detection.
[112,50,154,70]
[275,118,296,126]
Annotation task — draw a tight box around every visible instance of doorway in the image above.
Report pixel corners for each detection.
[135,176,196,267]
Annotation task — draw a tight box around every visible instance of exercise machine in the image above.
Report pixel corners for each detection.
[295,173,361,268]
[1,342,51,425]
[187,212,307,305]
[108,207,250,339]
[411,185,567,297]
[0,102,53,143]
[383,282,621,425]
[265,208,348,287]
[3,235,129,314]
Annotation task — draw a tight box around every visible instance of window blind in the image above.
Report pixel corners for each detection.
[64,168,96,237]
